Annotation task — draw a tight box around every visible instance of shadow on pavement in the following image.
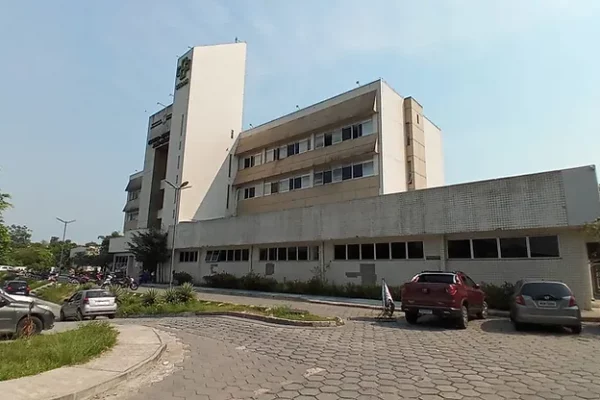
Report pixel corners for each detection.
[350,315,464,331]
[480,318,600,337]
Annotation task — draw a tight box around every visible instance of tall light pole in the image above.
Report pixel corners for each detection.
[164,180,190,287]
[56,217,75,273]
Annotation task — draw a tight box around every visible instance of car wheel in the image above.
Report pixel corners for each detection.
[107,314,115,320]
[476,301,488,319]
[60,310,66,321]
[76,308,84,321]
[404,312,419,324]
[457,305,469,329]
[571,324,582,334]
[17,316,43,337]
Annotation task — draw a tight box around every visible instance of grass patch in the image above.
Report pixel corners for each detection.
[0,322,118,381]
[35,284,79,304]
[118,292,334,322]
[28,280,49,290]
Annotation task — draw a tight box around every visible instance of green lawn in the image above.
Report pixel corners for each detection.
[35,283,80,303]
[0,322,118,381]
[28,280,49,290]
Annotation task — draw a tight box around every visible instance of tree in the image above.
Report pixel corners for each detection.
[12,244,54,272]
[585,217,600,261]
[87,231,122,270]
[127,228,169,276]
[0,190,13,264]
[8,224,32,247]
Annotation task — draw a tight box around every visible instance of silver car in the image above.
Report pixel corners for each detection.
[60,289,117,321]
[510,280,582,333]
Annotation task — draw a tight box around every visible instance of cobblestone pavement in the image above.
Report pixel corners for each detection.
[110,314,600,400]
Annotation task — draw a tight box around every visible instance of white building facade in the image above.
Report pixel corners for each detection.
[110,43,600,309]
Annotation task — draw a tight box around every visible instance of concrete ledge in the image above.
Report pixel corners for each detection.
[0,325,166,400]
[122,311,344,327]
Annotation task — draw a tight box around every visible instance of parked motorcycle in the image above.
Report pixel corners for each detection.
[101,274,139,291]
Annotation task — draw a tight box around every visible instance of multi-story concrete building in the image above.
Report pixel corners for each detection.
[111,43,600,309]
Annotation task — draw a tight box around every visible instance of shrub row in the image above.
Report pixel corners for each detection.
[203,272,517,310]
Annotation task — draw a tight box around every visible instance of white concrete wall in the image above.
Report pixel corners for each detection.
[378,81,407,194]
[423,117,444,188]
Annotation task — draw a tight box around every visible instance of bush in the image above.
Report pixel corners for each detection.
[481,281,515,311]
[238,272,278,292]
[162,287,179,304]
[141,288,159,306]
[173,271,193,285]
[175,282,195,303]
[203,272,239,289]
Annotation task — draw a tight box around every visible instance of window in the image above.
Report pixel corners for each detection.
[243,187,255,199]
[406,132,411,146]
[310,246,319,261]
[472,238,498,259]
[462,275,477,288]
[448,240,471,259]
[314,172,323,186]
[128,190,140,201]
[204,250,219,262]
[332,131,342,144]
[266,148,280,162]
[206,248,250,262]
[242,249,250,261]
[352,123,362,139]
[242,153,261,169]
[226,184,230,209]
[363,162,374,177]
[334,245,346,260]
[126,211,139,221]
[375,243,390,260]
[361,244,374,260]
[286,247,296,261]
[416,114,420,124]
[362,120,374,136]
[287,143,299,157]
[528,236,559,257]
[341,165,352,181]
[333,167,342,182]
[277,247,287,261]
[500,237,528,258]
[324,133,333,146]
[227,250,234,261]
[407,241,424,259]
[177,155,180,169]
[315,134,324,149]
[323,170,332,184]
[297,246,308,261]
[268,248,277,261]
[391,242,406,259]
[347,244,360,260]
[342,127,352,141]
[353,163,363,178]
[258,246,314,261]
[216,250,226,262]
[179,251,198,263]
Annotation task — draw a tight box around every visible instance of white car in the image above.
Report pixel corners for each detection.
[60,289,117,320]
[0,288,54,313]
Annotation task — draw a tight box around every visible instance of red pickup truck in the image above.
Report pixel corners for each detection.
[401,271,487,329]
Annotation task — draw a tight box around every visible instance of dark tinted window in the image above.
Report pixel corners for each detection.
[521,283,571,299]
[342,166,352,180]
[227,250,234,261]
[361,244,374,260]
[234,249,242,261]
[287,247,297,261]
[448,240,471,259]
[353,164,363,178]
[391,242,406,259]
[86,290,113,298]
[334,245,346,260]
[407,242,424,259]
[342,127,352,141]
[297,246,308,261]
[529,236,559,258]
[472,239,498,258]
[268,248,277,261]
[278,247,287,261]
[218,250,227,262]
[416,274,456,284]
[241,249,250,261]
[7,281,27,287]
[347,244,360,260]
[500,238,528,258]
[259,249,268,261]
[375,243,390,260]
[323,170,332,184]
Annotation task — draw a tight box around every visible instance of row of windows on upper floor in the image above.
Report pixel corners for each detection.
[127,190,140,201]
[239,159,376,200]
[240,119,375,170]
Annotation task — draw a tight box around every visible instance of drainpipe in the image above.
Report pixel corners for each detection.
[440,235,447,272]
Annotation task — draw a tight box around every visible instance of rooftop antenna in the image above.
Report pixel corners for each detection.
[157,102,167,108]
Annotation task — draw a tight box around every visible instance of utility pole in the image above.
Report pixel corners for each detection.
[164,180,190,288]
[56,217,75,273]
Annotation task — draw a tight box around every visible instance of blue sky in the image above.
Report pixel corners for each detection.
[1,0,599,243]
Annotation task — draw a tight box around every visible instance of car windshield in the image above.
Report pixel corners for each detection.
[7,281,27,287]
[521,283,571,299]
[416,274,456,284]
[86,291,114,298]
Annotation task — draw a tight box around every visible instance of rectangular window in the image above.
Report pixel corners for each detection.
[347,244,360,260]
[268,247,277,261]
[362,120,374,136]
[375,243,390,260]
[279,178,289,193]
[324,133,333,147]
[407,242,424,259]
[259,248,268,261]
[297,246,308,261]
[287,143,296,157]
[226,184,230,209]
[310,246,320,261]
[227,250,234,261]
[264,182,271,196]
[218,250,227,262]
[301,175,310,188]
[352,123,362,139]
[277,247,287,261]
[242,249,250,261]
[448,240,471,259]
[243,187,255,199]
[333,168,342,182]
[353,163,363,179]
[228,155,232,177]
[500,238,528,258]
[293,177,302,190]
[391,242,406,259]
[342,126,352,141]
[234,249,242,261]
[177,155,180,169]
[279,145,287,159]
[299,139,309,153]
[332,131,342,144]
[287,247,297,261]
[244,157,251,169]
[416,114,420,124]
[266,149,274,163]
[253,153,262,166]
[472,238,498,258]
[529,236,559,258]
[314,172,323,186]
[323,170,332,184]
[361,244,375,260]
[204,251,213,262]
[271,181,279,194]
[334,245,346,260]
[363,161,374,177]
[315,134,324,149]
[342,165,352,181]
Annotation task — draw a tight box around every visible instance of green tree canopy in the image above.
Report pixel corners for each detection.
[0,190,12,264]
[12,243,54,272]
[127,228,168,274]
[8,224,32,247]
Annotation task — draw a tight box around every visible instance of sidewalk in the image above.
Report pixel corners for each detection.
[144,283,600,322]
[0,324,165,400]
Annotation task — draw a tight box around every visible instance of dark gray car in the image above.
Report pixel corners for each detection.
[510,280,582,333]
[0,292,55,336]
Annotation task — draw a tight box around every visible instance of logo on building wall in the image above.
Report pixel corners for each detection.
[175,56,191,90]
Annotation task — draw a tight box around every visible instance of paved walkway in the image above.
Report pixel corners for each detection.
[1,324,163,400]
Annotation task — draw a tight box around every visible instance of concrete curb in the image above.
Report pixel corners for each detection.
[49,328,166,400]
[121,311,344,327]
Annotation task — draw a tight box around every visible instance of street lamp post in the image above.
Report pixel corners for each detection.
[56,217,75,273]
[164,180,189,288]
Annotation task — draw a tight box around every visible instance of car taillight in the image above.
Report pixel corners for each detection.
[26,286,30,291]
[83,297,89,304]
[568,296,577,307]
[7,286,12,290]
[515,295,525,305]
[446,285,458,296]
